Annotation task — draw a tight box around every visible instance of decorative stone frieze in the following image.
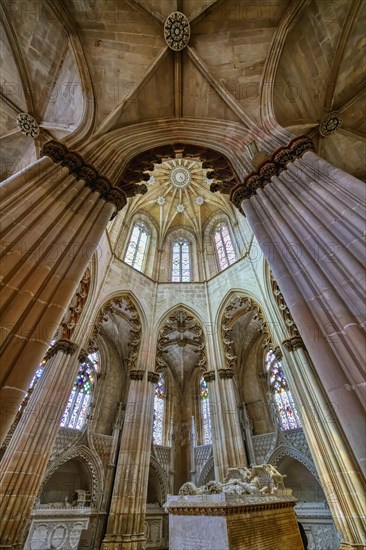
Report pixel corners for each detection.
[203,371,215,382]
[218,368,234,379]
[16,112,40,138]
[129,369,145,380]
[228,136,314,208]
[41,140,129,211]
[164,12,190,51]
[282,336,305,352]
[148,371,160,384]
[319,111,342,137]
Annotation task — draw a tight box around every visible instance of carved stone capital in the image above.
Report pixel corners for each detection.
[218,368,234,379]
[129,369,145,381]
[229,136,314,209]
[273,346,283,361]
[148,371,160,384]
[202,370,215,382]
[282,336,305,352]
[46,339,78,359]
[41,140,128,211]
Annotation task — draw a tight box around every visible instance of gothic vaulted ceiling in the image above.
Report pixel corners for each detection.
[1,0,365,182]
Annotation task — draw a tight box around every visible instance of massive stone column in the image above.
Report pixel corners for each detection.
[281,338,366,549]
[225,137,365,548]
[0,339,80,549]
[0,141,127,445]
[101,370,158,550]
[209,368,247,481]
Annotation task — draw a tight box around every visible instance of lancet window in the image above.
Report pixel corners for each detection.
[213,223,236,270]
[60,351,99,430]
[153,372,166,445]
[124,221,149,272]
[171,238,191,282]
[200,376,212,444]
[266,350,301,431]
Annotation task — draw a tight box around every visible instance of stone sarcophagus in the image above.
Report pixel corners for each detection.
[167,493,303,550]
[167,464,304,550]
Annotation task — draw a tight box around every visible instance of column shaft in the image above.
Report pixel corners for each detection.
[281,345,366,548]
[212,371,247,480]
[242,154,365,473]
[0,159,115,444]
[101,371,156,550]
[0,340,79,548]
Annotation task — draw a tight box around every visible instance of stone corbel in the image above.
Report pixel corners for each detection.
[282,336,305,352]
[129,369,145,381]
[218,368,234,379]
[147,371,160,384]
[203,370,215,382]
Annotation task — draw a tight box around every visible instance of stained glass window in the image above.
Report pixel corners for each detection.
[213,223,236,270]
[61,351,99,430]
[153,372,166,445]
[200,377,212,444]
[124,222,149,272]
[171,238,191,282]
[265,350,301,431]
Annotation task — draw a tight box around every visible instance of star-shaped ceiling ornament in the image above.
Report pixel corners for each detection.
[125,156,235,242]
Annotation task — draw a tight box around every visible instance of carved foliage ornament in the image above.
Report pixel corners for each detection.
[16,112,40,138]
[41,140,129,212]
[228,136,314,209]
[164,12,190,51]
[61,268,91,341]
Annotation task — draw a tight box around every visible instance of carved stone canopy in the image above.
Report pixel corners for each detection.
[156,309,207,384]
[91,295,142,371]
[221,294,273,371]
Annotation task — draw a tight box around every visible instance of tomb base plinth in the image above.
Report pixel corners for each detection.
[167,493,304,550]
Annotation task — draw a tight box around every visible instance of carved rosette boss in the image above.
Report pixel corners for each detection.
[164,12,190,51]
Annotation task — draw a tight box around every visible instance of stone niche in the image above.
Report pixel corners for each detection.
[167,493,304,550]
